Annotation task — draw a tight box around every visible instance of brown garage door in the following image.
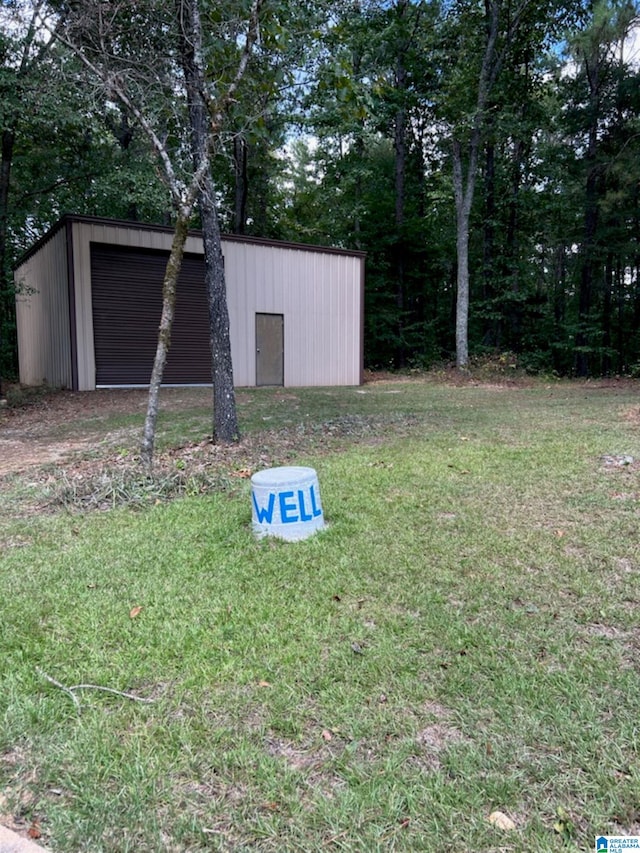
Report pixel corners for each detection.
[91,242,212,385]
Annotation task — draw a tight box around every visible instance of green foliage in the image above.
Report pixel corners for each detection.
[2,0,640,378]
[0,5,175,383]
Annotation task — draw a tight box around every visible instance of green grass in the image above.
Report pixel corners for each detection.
[1,377,640,851]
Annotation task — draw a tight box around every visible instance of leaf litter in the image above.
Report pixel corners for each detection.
[1,404,422,515]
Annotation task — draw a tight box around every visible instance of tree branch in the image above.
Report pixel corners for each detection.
[207,0,263,130]
[38,668,155,714]
[49,26,186,206]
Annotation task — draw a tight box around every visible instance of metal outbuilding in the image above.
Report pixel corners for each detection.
[14,215,365,391]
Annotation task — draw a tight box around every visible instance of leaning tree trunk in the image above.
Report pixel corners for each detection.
[140,212,190,469]
[178,0,239,443]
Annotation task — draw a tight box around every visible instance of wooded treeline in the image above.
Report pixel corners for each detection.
[2,0,639,382]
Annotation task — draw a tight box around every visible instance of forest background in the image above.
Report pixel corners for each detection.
[1,0,639,385]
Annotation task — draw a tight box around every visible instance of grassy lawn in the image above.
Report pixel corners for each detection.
[1,376,640,851]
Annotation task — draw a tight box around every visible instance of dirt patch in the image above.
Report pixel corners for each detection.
[266,734,347,798]
[0,437,97,476]
[0,389,148,475]
[408,700,471,772]
[0,388,249,478]
[0,749,45,844]
[610,822,640,836]
[266,736,326,771]
[581,623,640,670]
[1,388,148,428]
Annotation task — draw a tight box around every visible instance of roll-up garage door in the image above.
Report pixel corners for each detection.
[91,242,212,385]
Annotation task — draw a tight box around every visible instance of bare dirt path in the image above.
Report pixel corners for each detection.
[0,436,97,476]
[0,389,161,476]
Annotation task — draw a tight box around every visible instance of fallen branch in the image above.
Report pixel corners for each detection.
[37,668,155,713]
[37,669,81,712]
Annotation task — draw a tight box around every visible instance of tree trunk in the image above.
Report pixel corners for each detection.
[0,128,16,397]
[0,1,47,396]
[452,137,479,369]
[178,0,239,444]
[394,85,406,367]
[449,0,504,370]
[602,253,612,375]
[201,171,239,443]
[393,0,410,367]
[576,51,601,378]
[502,136,526,350]
[233,135,248,234]
[553,243,567,374]
[576,169,598,377]
[615,258,624,372]
[482,138,497,347]
[140,212,190,469]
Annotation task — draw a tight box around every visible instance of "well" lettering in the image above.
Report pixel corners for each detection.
[253,485,323,525]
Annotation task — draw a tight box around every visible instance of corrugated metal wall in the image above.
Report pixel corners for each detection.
[14,226,72,388]
[16,217,364,390]
[223,241,363,387]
